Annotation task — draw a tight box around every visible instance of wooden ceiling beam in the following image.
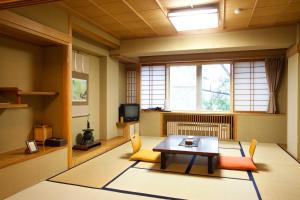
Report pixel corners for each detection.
[88,0,136,36]
[0,0,60,10]
[154,0,178,33]
[72,23,120,49]
[247,0,259,27]
[58,2,119,39]
[154,0,167,16]
[0,10,71,45]
[220,0,226,29]
[122,0,159,36]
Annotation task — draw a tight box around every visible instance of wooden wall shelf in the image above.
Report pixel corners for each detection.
[0,146,66,169]
[0,87,59,105]
[18,91,58,96]
[116,121,139,128]
[0,103,28,109]
[0,87,58,96]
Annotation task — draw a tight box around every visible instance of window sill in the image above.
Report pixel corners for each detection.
[141,109,166,112]
[234,112,286,116]
[141,109,286,116]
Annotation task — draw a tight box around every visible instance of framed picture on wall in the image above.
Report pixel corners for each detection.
[72,71,89,105]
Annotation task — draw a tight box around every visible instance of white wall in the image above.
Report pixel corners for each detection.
[0,36,43,153]
[72,36,126,140]
[106,57,122,139]
[287,54,299,158]
[140,111,161,137]
[237,114,286,143]
[139,112,287,144]
[72,54,101,145]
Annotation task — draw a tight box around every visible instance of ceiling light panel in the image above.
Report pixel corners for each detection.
[168,8,219,31]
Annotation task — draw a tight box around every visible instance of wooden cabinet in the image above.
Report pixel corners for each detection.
[0,147,67,199]
[116,121,139,139]
[0,8,73,199]
[0,10,72,169]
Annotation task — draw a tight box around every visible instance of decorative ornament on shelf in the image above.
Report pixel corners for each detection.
[81,115,95,145]
[73,114,101,150]
[25,140,39,154]
[34,124,52,145]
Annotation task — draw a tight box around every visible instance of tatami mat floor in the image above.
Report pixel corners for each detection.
[5,136,300,200]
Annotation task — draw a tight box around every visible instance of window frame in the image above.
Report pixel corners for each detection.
[126,69,137,104]
[138,59,270,114]
[166,61,233,112]
[140,64,167,109]
[232,59,269,113]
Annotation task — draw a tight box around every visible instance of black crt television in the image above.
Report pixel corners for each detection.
[119,104,140,122]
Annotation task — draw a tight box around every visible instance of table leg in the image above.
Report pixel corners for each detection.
[208,156,213,174]
[161,152,166,169]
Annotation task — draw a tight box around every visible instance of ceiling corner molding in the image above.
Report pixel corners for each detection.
[110,51,139,64]
[287,44,300,58]
[140,49,287,64]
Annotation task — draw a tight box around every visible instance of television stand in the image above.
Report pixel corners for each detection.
[116,121,139,139]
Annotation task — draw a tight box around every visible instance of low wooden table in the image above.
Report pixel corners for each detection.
[153,135,219,174]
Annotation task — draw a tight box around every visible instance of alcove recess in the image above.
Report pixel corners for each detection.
[0,10,72,169]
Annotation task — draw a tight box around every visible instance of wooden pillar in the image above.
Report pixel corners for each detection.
[233,114,237,141]
[63,15,73,168]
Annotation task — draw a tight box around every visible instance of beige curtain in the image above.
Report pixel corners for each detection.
[265,57,285,114]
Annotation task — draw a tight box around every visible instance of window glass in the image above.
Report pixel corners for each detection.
[169,65,197,110]
[201,64,231,111]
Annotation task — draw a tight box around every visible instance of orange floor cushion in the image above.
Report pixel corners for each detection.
[129,149,161,163]
[218,156,257,171]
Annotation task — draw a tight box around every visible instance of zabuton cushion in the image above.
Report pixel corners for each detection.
[129,149,160,163]
[218,156,257,171]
